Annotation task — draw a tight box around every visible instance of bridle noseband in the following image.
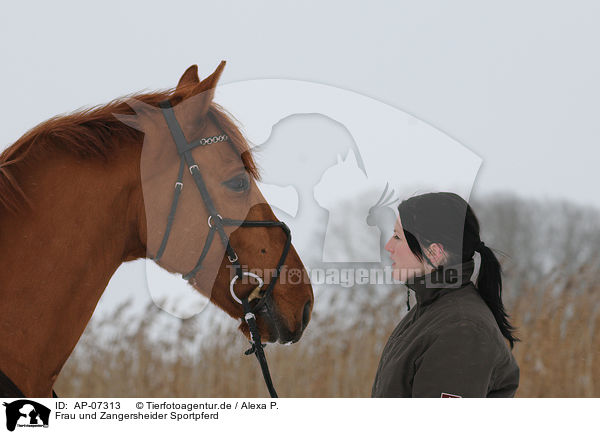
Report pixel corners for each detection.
[152,99,293,398]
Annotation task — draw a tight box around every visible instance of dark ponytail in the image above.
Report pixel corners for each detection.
[398,192,519,349]
[475,241,519,349]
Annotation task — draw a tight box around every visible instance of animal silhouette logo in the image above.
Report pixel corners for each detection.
[256,113,369,264]
[366,182,399,264]
[139,79,482,316]
[218,79,481,269]
[3,400,50,431]
[314,149,387,262]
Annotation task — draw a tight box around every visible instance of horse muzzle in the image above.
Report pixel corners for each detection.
[240,296,312,345]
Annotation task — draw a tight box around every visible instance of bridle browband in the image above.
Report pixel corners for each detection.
[152,99,293,398]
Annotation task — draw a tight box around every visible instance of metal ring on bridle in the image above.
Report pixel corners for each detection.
[207,214,223,228]
[230,272,264,304]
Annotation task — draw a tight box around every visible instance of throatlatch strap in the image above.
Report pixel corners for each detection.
[182,226,218,281]
[154,158,186,262]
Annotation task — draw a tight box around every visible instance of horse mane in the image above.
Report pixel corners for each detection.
[0,89,259,215]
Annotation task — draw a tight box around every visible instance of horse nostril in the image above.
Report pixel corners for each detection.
[301,301,311,332]
[260,248,266,254]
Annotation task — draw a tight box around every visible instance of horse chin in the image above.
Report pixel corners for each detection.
[238,298,304,345]
[238,313,280,344]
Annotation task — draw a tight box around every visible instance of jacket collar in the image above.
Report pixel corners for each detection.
[406,258,475,307]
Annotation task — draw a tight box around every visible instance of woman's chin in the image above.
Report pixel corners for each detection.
[392,267,422,283]
[392,269,406,283]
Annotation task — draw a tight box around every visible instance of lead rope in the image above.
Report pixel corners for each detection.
[241,298,278,398]
[202,210,280,398]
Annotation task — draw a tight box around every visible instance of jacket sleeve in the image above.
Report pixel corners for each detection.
[411,320,497,398]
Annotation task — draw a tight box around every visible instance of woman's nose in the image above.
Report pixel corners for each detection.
[385,238,393,253]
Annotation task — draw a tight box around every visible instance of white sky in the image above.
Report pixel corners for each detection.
[2,1,599,210]
[2,1,599,316]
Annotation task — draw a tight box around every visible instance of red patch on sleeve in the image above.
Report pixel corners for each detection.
[440,393,462,398]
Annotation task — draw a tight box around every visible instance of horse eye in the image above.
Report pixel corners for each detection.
[223,174,250,192]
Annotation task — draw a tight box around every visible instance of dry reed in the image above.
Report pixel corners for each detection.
[55,262,600,397]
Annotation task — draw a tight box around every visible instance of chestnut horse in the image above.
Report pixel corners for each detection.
[0,62,314,397]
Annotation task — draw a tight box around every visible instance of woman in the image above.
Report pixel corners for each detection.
[371,192,520,397]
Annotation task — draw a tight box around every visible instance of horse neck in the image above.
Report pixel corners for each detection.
[0,142,145,397]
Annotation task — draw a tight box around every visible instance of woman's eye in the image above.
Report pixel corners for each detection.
[393,234,401,240]
[223,174,250,192]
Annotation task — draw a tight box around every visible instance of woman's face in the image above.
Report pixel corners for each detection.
[385,217,428,282]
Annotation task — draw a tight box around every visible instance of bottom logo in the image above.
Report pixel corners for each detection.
[3,400,50,431]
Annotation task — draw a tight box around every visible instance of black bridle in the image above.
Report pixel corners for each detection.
[152,100,292,398]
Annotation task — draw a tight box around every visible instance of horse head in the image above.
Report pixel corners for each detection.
[116,62,313,344]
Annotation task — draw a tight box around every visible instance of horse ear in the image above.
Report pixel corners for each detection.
[183,60,226,118]
[200,60,226,91]
[177,64,200,90]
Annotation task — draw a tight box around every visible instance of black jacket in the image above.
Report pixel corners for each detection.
[372,259,520,398]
